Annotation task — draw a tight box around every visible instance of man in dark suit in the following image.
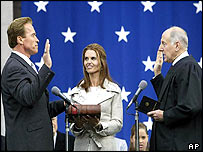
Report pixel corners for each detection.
[52,116,75,151]
[147,26,202,151]
[1,17,66,151]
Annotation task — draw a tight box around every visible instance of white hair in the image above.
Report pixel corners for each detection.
[169,26,188,50]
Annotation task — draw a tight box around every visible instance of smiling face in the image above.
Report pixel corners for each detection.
[84,49,101,75]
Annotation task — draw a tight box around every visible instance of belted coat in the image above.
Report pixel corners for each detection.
[69,79,123,151]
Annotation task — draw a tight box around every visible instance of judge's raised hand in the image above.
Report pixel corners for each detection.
[43,39,52,68]
[154,47,163,77]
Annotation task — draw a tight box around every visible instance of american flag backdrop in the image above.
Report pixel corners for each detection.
[21,1,202,148]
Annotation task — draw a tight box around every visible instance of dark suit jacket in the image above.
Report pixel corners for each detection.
[150,55,202,151]
[1,53,65,151]
[54,131,75,151]
[1,135,6,151]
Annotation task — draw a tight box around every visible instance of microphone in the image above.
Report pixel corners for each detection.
[51,86,77,109]
[126,80,148,110]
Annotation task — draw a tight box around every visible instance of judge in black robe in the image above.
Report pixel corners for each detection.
[147,26,202,151]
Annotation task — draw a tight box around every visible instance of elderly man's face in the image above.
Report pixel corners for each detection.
[159,30,178,63]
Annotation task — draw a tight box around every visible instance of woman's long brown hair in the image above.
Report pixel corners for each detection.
[77,43,113,92]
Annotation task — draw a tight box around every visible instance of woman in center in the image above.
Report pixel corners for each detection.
[69,43,123,151]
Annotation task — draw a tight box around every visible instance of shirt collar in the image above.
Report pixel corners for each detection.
[53,131,57,148]
[172,51,189,66]
[12,50,33,66]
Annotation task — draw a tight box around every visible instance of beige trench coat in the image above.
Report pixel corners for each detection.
[69,79,123,151]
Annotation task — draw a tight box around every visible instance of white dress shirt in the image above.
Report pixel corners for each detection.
[53,132,57,149]
[172,51,189,66]
[12,50,38,73]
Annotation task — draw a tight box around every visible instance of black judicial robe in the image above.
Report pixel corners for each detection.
[150,55,202,151]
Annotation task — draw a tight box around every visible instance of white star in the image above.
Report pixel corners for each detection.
[61,27,77,43]
[142,56,155,72]
[62,88,72,100]
[88,1,103,13]
[193,1,202,14]
[35,57,44,71]
[115,26,130,42]
[141,1,156,12]
[34,1,49,12]
[143,117,153,131]
[121,86,131,102]
[198,57,202,68]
